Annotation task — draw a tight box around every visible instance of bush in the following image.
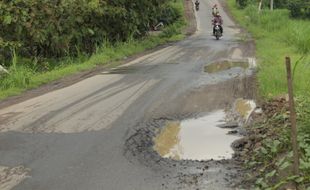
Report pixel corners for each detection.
[236,0,249,8]
[274,0,289,9]
[288,0,310,18]
[0,0,181,63]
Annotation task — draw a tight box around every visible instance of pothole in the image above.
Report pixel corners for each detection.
[234,98,256,122]
[153,110,240,161]
[204,61,249,73]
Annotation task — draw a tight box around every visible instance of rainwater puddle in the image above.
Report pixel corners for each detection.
[154,110,240,161]
[204,61,249,73]
[234,99,256,121]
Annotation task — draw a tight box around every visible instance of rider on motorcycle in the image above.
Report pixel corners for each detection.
[212,4,219,17]
[195,0,200,8]
[212,12,223,36]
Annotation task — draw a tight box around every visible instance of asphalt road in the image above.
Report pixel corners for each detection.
[0,0,256,189]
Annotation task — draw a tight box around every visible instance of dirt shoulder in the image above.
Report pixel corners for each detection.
[233,96,310,189]
[0,0,196,110]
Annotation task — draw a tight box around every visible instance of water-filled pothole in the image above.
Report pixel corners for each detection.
[153,110,240,161]
[204,61,249,73]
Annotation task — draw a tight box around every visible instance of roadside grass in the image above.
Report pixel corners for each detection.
[0,0,186,100]
[227,1,310,98]
[227,0,310,188]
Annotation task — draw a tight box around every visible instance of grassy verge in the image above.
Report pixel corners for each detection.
[227,0,310,98]
[227,0,310,189]
[0,0,187,100]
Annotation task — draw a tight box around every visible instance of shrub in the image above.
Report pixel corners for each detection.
[288,0,310,18]
[0,0,181,63]
[236,0,249,8]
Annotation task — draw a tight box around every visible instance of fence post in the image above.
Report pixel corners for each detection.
[285,57,300,180]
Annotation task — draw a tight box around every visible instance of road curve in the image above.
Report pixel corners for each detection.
[0,0,255,189]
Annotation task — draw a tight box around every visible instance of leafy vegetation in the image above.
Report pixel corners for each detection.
[0,0,186,99]
[228,0,310,98]
[227,0,310,189]
[240,97,310,189]
[0,0,181,61]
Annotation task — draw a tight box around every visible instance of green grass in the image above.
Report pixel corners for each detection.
[227,1,310,99]
[0,0,187,100]
[227,1,310,188]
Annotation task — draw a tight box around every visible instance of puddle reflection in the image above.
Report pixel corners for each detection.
[204,61,249,73]
[154,110,240,161]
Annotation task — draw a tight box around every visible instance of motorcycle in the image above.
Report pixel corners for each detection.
[214,23,222,40]
[195,2,199,11]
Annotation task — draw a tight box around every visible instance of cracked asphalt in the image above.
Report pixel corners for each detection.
[0,0,256,189]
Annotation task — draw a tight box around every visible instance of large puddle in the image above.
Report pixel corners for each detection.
[154,110,240,161]
[204,61,249,73]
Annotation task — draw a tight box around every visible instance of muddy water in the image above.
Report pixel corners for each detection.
[154,110,240,161]
[204,61,249,73]
[154,121,182,160]
[234,99,256,121]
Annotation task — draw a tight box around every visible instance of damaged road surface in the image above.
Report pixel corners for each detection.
[0,0,256,189]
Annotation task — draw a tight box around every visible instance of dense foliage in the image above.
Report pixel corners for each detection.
[0,0,181,62]
[288,0,310,18]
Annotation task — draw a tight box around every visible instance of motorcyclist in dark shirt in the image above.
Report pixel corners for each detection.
[195,0,200,8]
[212,12,223,35]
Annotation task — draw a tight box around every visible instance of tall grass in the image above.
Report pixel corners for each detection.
[229,2,310,98]
[284,22,310,55]
[228,1,310,188]
[244,6,289,32]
